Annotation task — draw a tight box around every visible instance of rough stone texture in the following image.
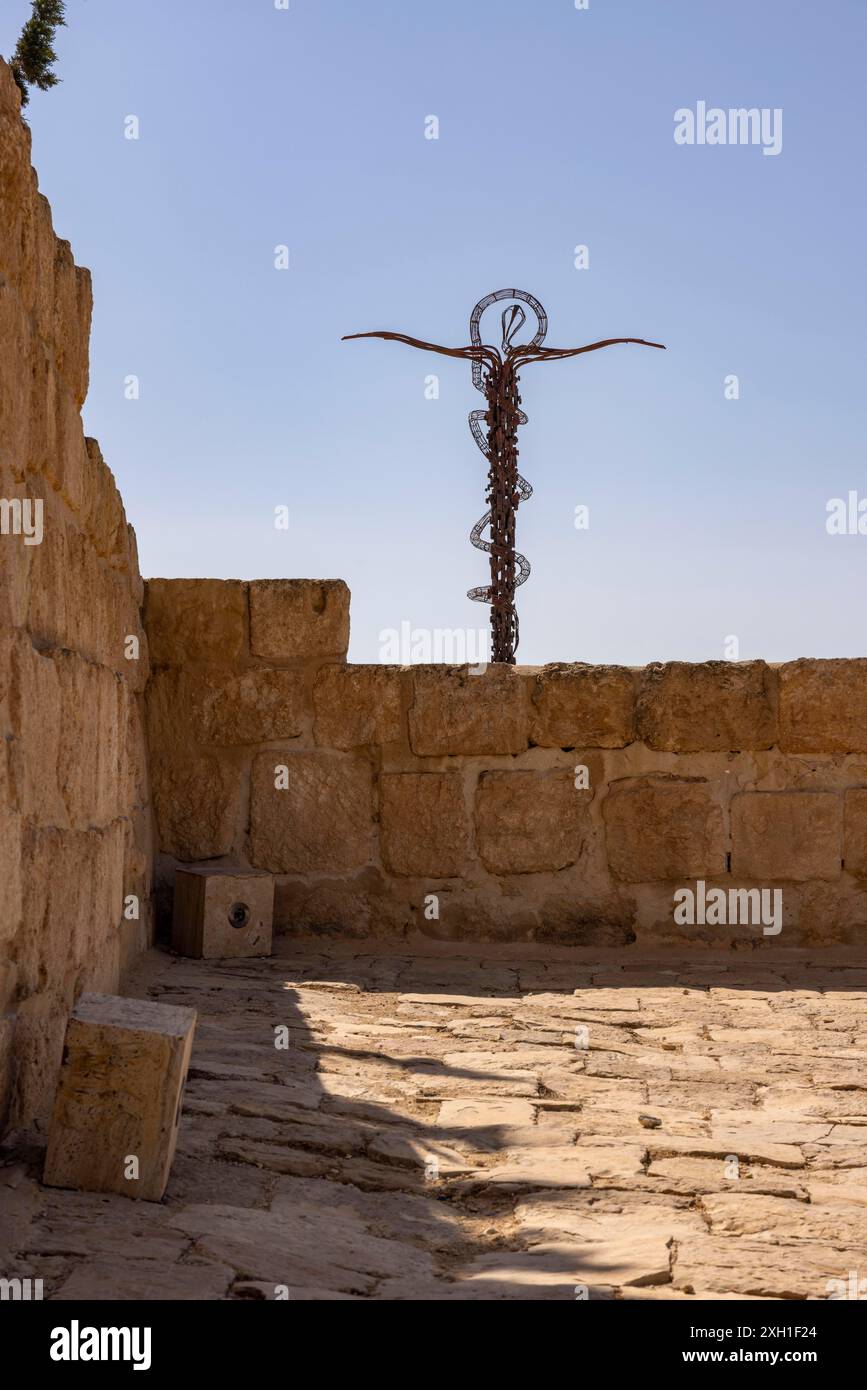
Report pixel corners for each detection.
[604,779,726,882]
[409,665,529,756]
[779,658,867,753]
[636,660,777,752]
[4,941,867,1300]
[0,61,151,1131]
[249,579,350,662]
[531,663,635,749]
[43,994,196,1202]
[172,867,274,959]
[731,792,841,882]
[141,625,867,941]
[476,771,590,875]
[144,579,247,668]
[150,751,242,862]
[249,751,374,874]
[313,664,405,749]
[380,773,469,877]
[843,789,867,878]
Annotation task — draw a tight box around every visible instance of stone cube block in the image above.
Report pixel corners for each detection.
[172,866,274,958]
[43,994,196,1202]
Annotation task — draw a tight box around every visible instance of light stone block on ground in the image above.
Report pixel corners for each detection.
[172,866,274,959]
[43,993,196,1202]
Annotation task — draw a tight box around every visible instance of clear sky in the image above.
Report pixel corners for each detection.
[5,0,867,664]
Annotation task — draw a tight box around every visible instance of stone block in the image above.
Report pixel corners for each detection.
[249,579,349,662]
[636,661,776,752]
[843,789,867,877]
[475,770,589,874]
[779,659,867,753]
[249,750,373,873]
[409,666,529,756]
[172,866,274,958]
[150,750,243,861]
[148,666,307,747]
[380,773,469,876]
[530,663,635,748]
[604,779,726,882]
[144,579,248,666]
[313,664,405,749]
[55,651,124,827]
[204,668,307,744]
[731,791,841,881]
[43,994,196,1202]
[8,632,63,823]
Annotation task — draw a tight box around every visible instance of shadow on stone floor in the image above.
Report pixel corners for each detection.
[2,937,867,1300]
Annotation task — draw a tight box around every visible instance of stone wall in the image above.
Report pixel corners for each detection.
[0,62,152,1129]
[144,578,867,948]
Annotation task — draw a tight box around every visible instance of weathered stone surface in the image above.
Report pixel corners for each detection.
[843,789,867,878]
[671,1235,862,1299]
[604,779,726,882]
[204,668,307,744]
[144,578,247,666]
[150,750,243,861]
[249,750,373,873]
[172,867,274,959]
[6,939,867,1299]
[8,632,63,823]
[379,773,469,877]
[731,791,841,881]
[779,658,867,753]
[530,663,635,749]
[408,666,529,756]
[313,664,405,749]
[249,579,349,661]
[636,660,776,752]
[475,770,589,874]
[274,877,373,937]
[0,68,151,1131]
[44,994,196,1202]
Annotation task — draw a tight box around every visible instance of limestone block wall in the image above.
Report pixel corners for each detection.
[0,62,152,1129]
[144,578,867,948]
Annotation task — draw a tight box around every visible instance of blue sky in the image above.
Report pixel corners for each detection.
[5,0,867,663]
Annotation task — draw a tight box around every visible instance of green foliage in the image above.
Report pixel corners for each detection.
[9,0,67,108]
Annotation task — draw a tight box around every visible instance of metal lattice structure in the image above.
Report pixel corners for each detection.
[345,290,664,663]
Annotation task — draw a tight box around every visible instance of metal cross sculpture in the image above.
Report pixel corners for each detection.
[345,288,664,664]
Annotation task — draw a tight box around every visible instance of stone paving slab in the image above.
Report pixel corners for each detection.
[2,941,867,1301]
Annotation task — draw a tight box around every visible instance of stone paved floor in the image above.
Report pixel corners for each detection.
[3,941,867,1300]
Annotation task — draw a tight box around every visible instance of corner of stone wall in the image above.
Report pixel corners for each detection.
[0,58,153,1131]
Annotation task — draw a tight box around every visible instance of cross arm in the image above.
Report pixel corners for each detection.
[342,330,499,371]
[516,337,665,367]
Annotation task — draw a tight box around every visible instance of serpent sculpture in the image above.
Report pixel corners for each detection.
[344,290,664,663]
